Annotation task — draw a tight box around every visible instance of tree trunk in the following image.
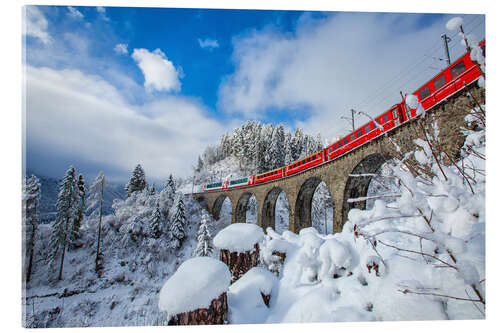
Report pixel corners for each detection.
[26,224,36,282]
[58,242,66,281]
[58,216,69,281]
[219,243,259,283]
[168,292,228,325]
[95,187,103,274]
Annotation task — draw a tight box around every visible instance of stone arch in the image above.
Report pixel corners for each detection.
[261,187,286,231]
[212,194,232,221]
[294,176,324,233]
[311,181,335,235]
[234,192,258,223]
[341,153,392,222]
[195,196,209,211]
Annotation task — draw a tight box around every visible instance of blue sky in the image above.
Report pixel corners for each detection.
[23,4,485,182]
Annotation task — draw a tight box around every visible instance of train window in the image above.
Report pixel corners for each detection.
[357,129,363,137]
[392,109,398,119]
[451,61,466,78]
[365,124,371,133]
[419,86,431,100]
[338,141,343,147]
[313,155,316,160]
[434,74,447,90]
[344,138,349,145]
[350,134,355,141]
[384,114,389,123]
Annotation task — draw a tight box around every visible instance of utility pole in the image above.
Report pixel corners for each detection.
[341,109,356,132]
[441,34,451,66]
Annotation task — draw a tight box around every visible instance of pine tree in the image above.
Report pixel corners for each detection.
[149,184,156,195]
[292,128,304,160]
[169,197,186,249]
[69,174,86,248]
[284,132,293,165]
[23,175,41,282]
[315,132,324,152]
[48,166,80,280]
[261,124,274,171]
[125,164,147,196]
[195,156,204,172]
[150,202,162,239]
[194,211,213,257]
[161,174,177,211]
[269,124,285,169]
[87,172,105,273]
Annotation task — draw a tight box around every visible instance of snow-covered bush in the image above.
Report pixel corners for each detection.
[344,107,486,319]
[257,107,485,321]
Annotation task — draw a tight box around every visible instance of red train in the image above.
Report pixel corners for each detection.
[204,41,485,192]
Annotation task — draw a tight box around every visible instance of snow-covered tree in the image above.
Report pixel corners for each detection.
[69,174,86,248]
[48,165,80,280]
[87,171,105,273]
[292,128,304,160]
[195,156,204,172]
[148,184,156,196]
[160,174,177,216]
[23,174,41,282]
[125,164,147,196]
[284,132,293,165]
[169,197,187,249]
[150,202,162,239]
[269,125,285,169]
[315,133,324,152]
[194,210,213,257]
[260,124,274,171]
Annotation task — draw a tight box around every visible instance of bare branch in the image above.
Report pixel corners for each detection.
[377,240,456,269]
[398,289,484,303]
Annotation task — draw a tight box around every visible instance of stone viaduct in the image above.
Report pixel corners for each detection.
[192,85,484,234]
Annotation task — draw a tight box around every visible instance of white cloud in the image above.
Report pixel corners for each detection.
[131,48,181,93]
[67,6,84,20]
[25,66,228,181]
[96,6,110,21]
[23,6,52,44]
[114,43,128,55]
[219,13,485,140]
[198,38,219,50]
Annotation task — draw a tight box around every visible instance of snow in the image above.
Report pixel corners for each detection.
[478,76,485,88]
[213,223,264,253]
[446,16,463,31]
[228,267,278,324]
[406,94,425,116]
[158,257,231,318]
[318,239,354,280]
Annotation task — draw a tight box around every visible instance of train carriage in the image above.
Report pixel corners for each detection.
[254,168,284,184]
[285,151,325,177]
[413,46,483,112]
[204,181,224,192]
[227,176,254,189]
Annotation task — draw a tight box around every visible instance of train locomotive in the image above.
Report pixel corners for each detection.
[204,40,485,192]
